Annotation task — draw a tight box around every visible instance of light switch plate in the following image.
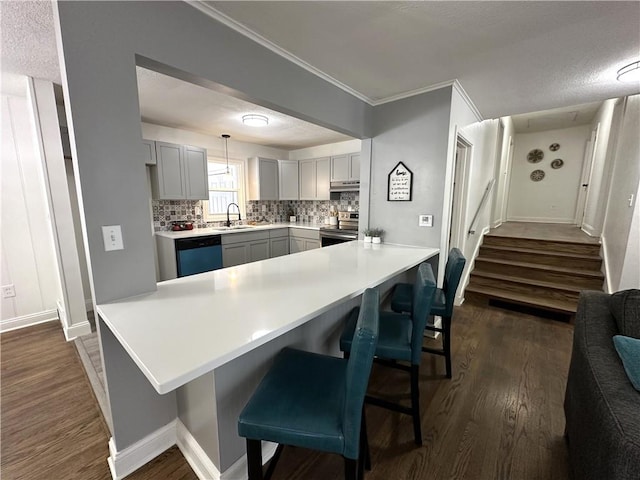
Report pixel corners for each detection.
[419,214,433,227]
[102,225,124,251]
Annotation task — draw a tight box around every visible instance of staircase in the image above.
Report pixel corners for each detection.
[466,232,604,316]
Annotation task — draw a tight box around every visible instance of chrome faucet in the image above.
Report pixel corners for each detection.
[225,203,241,227]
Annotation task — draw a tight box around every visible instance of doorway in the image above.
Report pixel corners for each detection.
[575,124,599,229]
[449,135,472,253]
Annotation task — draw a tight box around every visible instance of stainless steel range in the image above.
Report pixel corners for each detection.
[319,211,359,247]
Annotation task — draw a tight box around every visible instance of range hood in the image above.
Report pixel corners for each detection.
[329,180,360,193]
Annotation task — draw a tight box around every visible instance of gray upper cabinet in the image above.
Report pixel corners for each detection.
[184,146,208,200]
[330,153,360,182]
[142,139,157,165]
[278,160,299,200]
[151,142,185,199]
[150,141,208,200]
[247,157,279,201]
[299,157,330,200]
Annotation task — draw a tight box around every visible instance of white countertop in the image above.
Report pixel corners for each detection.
[155,222,323,240]
[97,241,438,394]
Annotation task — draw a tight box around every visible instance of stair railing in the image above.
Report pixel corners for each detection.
[468,179,495,235]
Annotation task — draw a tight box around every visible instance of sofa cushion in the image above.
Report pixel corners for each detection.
[613,335,640,391]
[609,289,640,339]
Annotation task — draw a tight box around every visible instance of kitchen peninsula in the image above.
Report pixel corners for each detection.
[97,241,438,479]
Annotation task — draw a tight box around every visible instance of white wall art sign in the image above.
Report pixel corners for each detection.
[388,161,413,201]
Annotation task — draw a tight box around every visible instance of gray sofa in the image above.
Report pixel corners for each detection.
[564,289,640,480]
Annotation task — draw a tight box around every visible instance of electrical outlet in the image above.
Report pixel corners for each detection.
[2,284,16,298]
[419,214,433,227]
[102,225,124,251]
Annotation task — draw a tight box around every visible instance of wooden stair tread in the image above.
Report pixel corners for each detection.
[480,244,601,260]
[485,233,600,247]
[470,270,586,293]
[466,285,577,313]
[475,256,604,278]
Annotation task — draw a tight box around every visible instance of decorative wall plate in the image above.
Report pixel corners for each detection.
[527,149,544,163]
[551,158,564,169]
[549,143,560,151]
[530,169,545,182]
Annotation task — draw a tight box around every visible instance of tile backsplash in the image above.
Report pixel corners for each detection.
[152,192,359,231]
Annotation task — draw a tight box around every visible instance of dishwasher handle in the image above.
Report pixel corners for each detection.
[175,235,222,250]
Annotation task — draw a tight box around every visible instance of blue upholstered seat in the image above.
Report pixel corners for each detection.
[238,288,379,480]
[340,262,437,445]
[390,248,466,379]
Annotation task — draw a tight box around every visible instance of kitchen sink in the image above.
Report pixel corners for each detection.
[216,225,254,231]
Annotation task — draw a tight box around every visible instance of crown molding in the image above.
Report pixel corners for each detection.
[371,79,457,106]
[188,2,484,117]
[452,80,483,121]
[188,1,373,105]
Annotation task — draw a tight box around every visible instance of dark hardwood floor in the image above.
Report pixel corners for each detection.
[1,299,573,480]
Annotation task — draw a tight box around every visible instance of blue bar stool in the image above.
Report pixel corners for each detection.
[238,288,380,480]
[340,263,437,446]
[390,249,466,378]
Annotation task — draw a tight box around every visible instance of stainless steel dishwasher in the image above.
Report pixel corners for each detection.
[175,235,223,277]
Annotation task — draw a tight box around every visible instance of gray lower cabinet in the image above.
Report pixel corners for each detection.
[269,228,289,258]
[289,228,320,253]
[222,230,270,267]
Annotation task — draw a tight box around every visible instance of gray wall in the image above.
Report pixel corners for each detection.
[368,87,452,248]
[54,0,372,453]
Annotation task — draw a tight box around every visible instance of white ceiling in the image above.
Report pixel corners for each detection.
[204,1,640,117]
[511,101,602,133]
[136,68,352,150]
[2,1,639,147]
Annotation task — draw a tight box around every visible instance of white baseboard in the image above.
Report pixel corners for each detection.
[0,309,58,333]
[457,224,489,304]
[63,319,92,341]
[176,419,278,480]
[424,316,442,339]
[506,216,575,224]
[601,235,612,294]
[107,421,176,480]
[580,223,600,237]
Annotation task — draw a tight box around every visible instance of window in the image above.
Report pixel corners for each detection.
[203,158,245,222]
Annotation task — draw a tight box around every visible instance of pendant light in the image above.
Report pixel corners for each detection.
[213,134,233,179]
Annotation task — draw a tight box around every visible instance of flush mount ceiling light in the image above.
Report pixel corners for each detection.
[242,114,269,127]
[617,61,640,82]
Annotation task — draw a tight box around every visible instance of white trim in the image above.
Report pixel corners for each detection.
[58,299,92,340]
[62,319,92,341]
[189,2,486,112]
[601,235,612,294]
[424,316,442,339]
[176,419,278,480]
[107,421,177,480]
[0,309,58,333]
[506,216,576,224]
[458,225,490,303]
[452,80,483,122]
[373,79,456,106]
[221,441,278,480]
[188,1,370,104]
[86,297,94,312]
[580,222,599,237]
